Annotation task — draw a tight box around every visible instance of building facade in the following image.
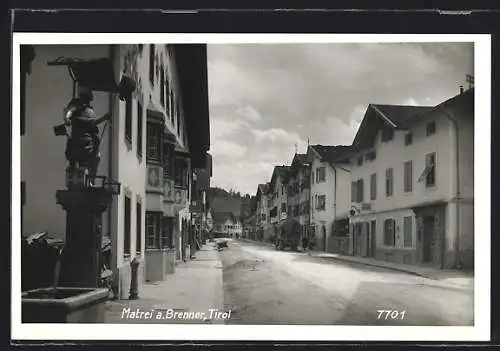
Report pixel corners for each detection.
[307,145,352,252]
[285,154,311,238]
[268,166,290,241]
[255,183,270,241]
[347,90,474,269]
[21,43,210,298]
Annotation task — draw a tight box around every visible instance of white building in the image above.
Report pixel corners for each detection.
[346,89,474,269]
[307,145,352,252]
[20,44,210,298]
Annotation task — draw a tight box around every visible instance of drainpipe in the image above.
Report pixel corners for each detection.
[438,106,460,269]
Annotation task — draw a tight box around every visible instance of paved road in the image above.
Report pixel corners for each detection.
[220,239,473,326]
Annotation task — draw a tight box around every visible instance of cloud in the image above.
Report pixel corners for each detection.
[207,42,473,195]
[235,106,262,122]
[210,117,249,139]
[210,140,247,158]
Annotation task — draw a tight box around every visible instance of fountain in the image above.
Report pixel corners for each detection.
[21,57,135,323]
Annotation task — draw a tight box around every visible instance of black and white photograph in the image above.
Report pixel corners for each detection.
[12,33,490,342]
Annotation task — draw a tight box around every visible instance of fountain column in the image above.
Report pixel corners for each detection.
[56,186,115,288]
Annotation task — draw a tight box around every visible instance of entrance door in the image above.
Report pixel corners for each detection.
[370,220,377,257]
[322,226,327,252]
[422,216,435,263]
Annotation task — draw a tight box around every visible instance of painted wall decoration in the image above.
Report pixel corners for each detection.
[122,45,144,105]
[164,179,174,202]
[147,166,162,188]
[174,188,187,206]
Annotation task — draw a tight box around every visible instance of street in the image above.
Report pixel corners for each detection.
[220,239,473,326]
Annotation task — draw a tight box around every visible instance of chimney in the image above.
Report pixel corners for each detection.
[459,85,464,94]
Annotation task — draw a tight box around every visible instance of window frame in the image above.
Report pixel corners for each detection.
[125,94,133,145]
[385,168,394,197]
[370,173,377,200]
[136,101,143,158]
[426,121,436,136]
[317,167,326,182]
[317,195,326,211]
[425,152,437,187]
[124,195,132,257]
[146,123,162,164]
[136,200,142,254]
[404,160,413,193]
[405,132,413,146]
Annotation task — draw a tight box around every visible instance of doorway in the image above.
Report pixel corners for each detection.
[369,220,376,257]
[422,215,435,263]
[322,226,327,252]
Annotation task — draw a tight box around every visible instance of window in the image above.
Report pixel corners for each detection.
[311,171,315,185]
[317,195,326,211]
[137,101,143,157]
[404,161,413,193]
[316,167,326,182]
[426,121,436,136]
[381,127,394,142]
[146,124,162,163]
[176,100,181,136]
[163,143,174,180]
[351,181,357,203]
[146,212,161,249]
[149,44,155,86]
[281,185,284,196]
[403,216,413,247]
[370,173,377,200]
[161,217,173,248]
[281,202,286,213]
[419,152,437,187]
[385,168,393,197]
[294,204,299,217]
[366,151,376,161]
[136,201,142,254]
[170,91,175,123]
[288,205,292,215]
[160,65,165,107]
[357,157,363,166]
[405,132,413,146]
[125,94,133,143]
[124,195,131,256]
[165,76,171,117]
[174,158,188,188]
[383,218,395,246]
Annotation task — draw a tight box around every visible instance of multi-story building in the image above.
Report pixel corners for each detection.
[346,88,474,269]
[20,43,210,298]
[285,153,311,238]
[192,153,213,242]
[307,144,352,252]
[268,166,290,239]
[255,183,270,241]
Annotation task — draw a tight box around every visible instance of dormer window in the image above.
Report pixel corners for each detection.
[381,127,394,142]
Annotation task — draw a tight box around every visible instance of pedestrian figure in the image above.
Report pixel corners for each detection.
[302,236,309,252]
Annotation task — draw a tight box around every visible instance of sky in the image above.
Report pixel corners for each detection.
[206,42,474,196]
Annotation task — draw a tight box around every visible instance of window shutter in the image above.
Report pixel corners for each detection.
[351,181,357,203]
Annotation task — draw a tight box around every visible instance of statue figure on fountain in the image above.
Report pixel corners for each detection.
[63,85,111,185]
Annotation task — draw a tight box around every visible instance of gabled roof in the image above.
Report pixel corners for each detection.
[352,103,434,152]
[287,153,309,180]
[269,165,290,191]
[308,144,352,165]
[255,183,268,201]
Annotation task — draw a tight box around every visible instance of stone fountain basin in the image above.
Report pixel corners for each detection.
[22,287,109,323]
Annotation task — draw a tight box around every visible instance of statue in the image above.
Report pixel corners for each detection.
[60,85,110,185]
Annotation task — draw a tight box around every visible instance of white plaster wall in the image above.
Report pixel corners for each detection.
[349,115,456,213]
[310,158,335,235]
[22,45,111,240]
